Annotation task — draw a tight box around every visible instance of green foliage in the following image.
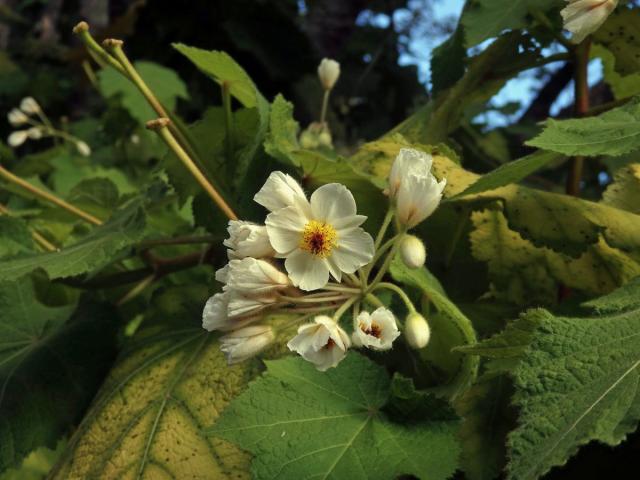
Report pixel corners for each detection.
[463,278,640,479]
[527,97,640,157]
[0,280,116,471]
[602,163,640,214]
[98,61,188,124]
[263,94,300,166]
[209,354,461,480]
[0,204,145,281]
[593,8,640,75]
[0,216,35,257]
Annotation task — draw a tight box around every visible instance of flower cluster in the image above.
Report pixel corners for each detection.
[6,97,91,156]
[203,148,446,371]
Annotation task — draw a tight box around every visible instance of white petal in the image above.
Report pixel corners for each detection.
[254,171,307,212]
[265,206,307,254]
[202,293,229,331]
[309,183,357,224]
[332,227,374,273]
[284,249,330,291]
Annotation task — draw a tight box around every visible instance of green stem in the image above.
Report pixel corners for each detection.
[319,90,330,124]
[374,208,394,250]
[372,282,417,313]
[368,233,405,289]
[445,210,469,268]
[364,293,385,308]
[332,296,359,322]
[116,274,156,306]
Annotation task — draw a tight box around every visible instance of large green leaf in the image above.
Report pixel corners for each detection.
[526,97,640,157]
[0,280,117,471]
[98,61,188,125]
[0,205,145,281]
[49,286,256,479]
[0,216,35,258]
[462,278,640,479]
[390,257,479,397]
[209,353,461,480]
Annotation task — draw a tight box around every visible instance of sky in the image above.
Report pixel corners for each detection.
[357,0,603,127]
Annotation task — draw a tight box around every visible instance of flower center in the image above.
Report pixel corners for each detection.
[362,323,382,338]
[300,220,337,258]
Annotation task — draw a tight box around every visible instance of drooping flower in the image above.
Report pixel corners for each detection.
[352,307,400,351]
[389,148,446,229]
[226,258,290,295]
[202,289,276,332]
[400,234,426,269]
[317,58,340,91]
[224,220,275,259]
[254,171,307,213]
[561,0,618,44]
[220,325,275,365]
[20,97,41,115]
[404,312,430,349]
[7,130,28,147]
[266,182,374,291]
[287,316,351,371]
[7,108,28,127]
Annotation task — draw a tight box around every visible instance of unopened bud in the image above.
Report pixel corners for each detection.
[405,312,430,349]
[400,235,426,269]
[8,130,28,147]
[20,97,41,115]
[299,129,319,149]
[8,108,29,126]
[317,58,340,91]
[219,325,275,365]
[318,129,332,147]
[76,141,91,157]
[27,127,43,140]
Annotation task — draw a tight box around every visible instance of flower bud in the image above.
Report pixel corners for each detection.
[318,129,333,148]
[20,97,41,115]
[76,141,91,157]
[400,235,426,269]
[27,127,43,140]
[404,312,430,349]
[299,129,319,149]
[219,325,275,365]
[317,58,340,91]
[7,130,28,147]
[7,108,28,126]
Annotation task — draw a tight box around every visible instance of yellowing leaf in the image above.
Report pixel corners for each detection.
[602,163,640,214]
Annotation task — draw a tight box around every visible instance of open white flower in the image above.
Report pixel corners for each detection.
[561,0,618,44]
[254,171,307,213]
[220,325,275,365]
[352,307,400,351]
[224,220,275,259]
[8,108,28,126]
[226,258,290,295]
[7,130,28,147]
[287,316,351,371]
[266,182,374,291]
[389,149,446,229]
[317,58,341,91]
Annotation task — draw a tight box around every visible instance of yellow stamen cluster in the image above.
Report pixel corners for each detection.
[300,220,337,258]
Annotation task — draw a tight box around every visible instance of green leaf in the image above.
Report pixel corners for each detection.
[593,8,640,76]
[594,44,640,99]
[0,280,117,471]
[0,216,35,258]
[209,353,460,480]
[66,178,121,220]
[526,97,640,157]
[98,61,188,125]
[461,0,559,47]
[49,285,259,479]
[602,163,640,214]
[0,205,145,281]
[454,151,564,198]
[389,257,479,397]
[431,25,466,95]
[0,440,65,480]
[463,278,640,479]
[264,93,300,166]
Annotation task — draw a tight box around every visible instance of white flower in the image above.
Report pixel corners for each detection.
[7,108,28,126]
[400,234,426,269]
[287,316,350,371]
[203,292,231,331]
[227,290,277,319]
[266,182,374,291]
[561,0,618,44]
[202,290,274,332]
[27,127,43,140]
[76,141,91,157]
[352,307,400,351]
[220,325,275,365]
[215,264,229,284]
[389,149,446,229]
[254,171,307,213]
[317,58,340,91]
[224,220,275,259]
[226,258,289,295]
[405,312,430,349]
[7,130,28,147]
[20,97,41,115]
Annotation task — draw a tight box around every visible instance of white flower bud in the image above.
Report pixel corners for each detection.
[226,257,289,295]
[26,127,43,140]
[7,130,28,147]
[76,141,91,157]
[20,97,41,115]
[317,58,340,91]
[561,0,618,44]
[224,220,275,259]
[7,108,29,126]
[404,312,430,349]
[400,235,426,269]
[219,325,275,365]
